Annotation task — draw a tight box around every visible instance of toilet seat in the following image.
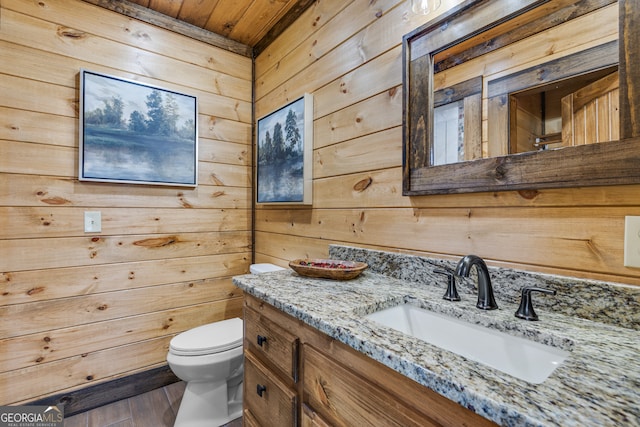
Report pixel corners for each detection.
[169,317,243,356]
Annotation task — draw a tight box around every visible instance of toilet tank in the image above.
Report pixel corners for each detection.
[250,263,286,274]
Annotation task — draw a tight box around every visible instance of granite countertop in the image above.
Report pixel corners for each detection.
[233,267,639,426]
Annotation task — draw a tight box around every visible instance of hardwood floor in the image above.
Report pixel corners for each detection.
[64,381,242,427]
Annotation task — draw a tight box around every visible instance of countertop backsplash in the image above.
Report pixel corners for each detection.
[328,245,640,331]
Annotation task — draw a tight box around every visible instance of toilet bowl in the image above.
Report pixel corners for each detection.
[167,318,243,427]
[167,263,285,427]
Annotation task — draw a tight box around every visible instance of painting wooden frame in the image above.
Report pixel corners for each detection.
[256,94,313,204]
[79,69,198,187]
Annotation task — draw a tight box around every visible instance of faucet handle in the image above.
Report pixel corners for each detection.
[434,269,461,301]
[515,286,556,321]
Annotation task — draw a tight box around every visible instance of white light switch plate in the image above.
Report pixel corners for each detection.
[624,216,640,268]
[84,211,102,233]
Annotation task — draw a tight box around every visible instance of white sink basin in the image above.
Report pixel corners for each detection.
[365,303,569,384]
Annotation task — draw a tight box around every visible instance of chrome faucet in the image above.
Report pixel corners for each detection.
[455,255,498,310]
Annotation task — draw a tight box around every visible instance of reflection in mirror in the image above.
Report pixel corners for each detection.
[485,41,619,158]
[433,101,463,165]
[510,68,618,154]
[432,76,482,165]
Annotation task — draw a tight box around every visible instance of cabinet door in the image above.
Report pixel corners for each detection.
[245,305,299,382]
[301,404,332,427]
[242,408,261,427]
[562,71,619,146]
[303,345,440,427]
[244,351,297,426]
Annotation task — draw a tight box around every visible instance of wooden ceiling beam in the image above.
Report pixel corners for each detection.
[252,0,316,56]
[82,0,252,56]
[81,0,315,58]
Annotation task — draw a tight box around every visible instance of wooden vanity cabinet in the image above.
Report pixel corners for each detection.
[244,351,297,426]
[243,294,497,427]
[243,299,299,426]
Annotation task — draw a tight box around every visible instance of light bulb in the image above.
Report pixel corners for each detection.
[411,0,442,15]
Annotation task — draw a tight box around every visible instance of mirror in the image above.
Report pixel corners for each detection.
[403,0,640,195]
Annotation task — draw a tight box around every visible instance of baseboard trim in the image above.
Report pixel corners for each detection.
[29,365,179,417]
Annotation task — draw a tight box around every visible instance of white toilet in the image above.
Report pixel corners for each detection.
[167,263,285,427]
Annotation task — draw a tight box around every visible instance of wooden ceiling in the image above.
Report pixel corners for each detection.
[84,0,314,56]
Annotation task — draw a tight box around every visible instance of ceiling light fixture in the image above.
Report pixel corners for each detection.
[411,0,442,15]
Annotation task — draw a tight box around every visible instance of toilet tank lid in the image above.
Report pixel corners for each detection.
[169,317,243,356]
[250,263,286,274]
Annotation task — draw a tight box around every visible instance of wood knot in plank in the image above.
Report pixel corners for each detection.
[163,318,174,330]
[493,159,507,180]
[41,196,71,205]
[27,287,45,296]
[353,177,372,192]
[536,67,549,82]
[57,26,87,39]
[133,236,178,247]
[517,189,540,200]
[315,378,331,406]
[131,31,151,41]
[209,173,224,186]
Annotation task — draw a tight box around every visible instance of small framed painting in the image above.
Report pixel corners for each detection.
[79,69,198,187]
[256,94,313,204]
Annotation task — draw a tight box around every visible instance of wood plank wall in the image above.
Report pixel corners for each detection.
[253,0,640,286]
[0,0,252,404]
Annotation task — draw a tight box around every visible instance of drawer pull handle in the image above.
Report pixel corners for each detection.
[257,335,268,347]
[256,384,267,397]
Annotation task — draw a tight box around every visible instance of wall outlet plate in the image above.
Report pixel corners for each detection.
[84,211,102,233]
[624,216,640,268]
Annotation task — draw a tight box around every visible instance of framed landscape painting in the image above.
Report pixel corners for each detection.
[79,69,198,186]
[256,93,313,204]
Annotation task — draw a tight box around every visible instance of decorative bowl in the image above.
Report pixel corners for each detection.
[288,259,368,280]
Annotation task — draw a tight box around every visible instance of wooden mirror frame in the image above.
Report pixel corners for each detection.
[402,0,640,195]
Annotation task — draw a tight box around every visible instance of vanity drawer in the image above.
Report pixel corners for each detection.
[244,305,299,382]
[242,408,260,427]
[244,350,297,427]
[303,344,440,427]
[301,404,331,427]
